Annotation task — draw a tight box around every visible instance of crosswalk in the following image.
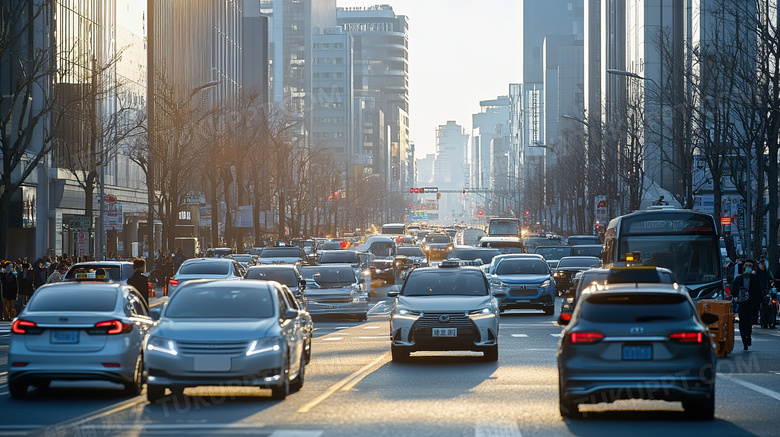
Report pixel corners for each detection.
[0,322,9,336]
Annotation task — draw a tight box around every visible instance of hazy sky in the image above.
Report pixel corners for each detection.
[336,0,523,157]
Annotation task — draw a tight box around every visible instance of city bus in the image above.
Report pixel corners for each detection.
[487,217,521,238]
[602,209,722,300]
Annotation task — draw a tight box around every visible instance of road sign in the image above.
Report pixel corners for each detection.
[69,215,93,231]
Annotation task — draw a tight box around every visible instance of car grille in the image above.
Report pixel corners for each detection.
[509,287,538,297]
[176,340,248,355]
[312,297,353,304]
[411,313,478,346]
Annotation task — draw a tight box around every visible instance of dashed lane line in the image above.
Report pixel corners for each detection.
[510,334,528,338]
[721,375,780,402]
[322,337,343,341]
[297,353,389,413]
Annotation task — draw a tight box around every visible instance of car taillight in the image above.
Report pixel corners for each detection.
[569,332,604,344]
[168,279,179,286]
[669,332,703,344]
[12,319,37,334]
[559,312,572,322]
[93,320,132,335]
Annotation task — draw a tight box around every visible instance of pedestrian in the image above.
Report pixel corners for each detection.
[161,255,174,296]
[32,258,47,290]
[2,261,18,321]
[46,262,69,284]
[173,247,186,271]
[731,259,763,350]
[127,258,149,305]
[17,263,34,308]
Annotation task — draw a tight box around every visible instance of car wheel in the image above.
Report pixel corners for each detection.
[391,345,410,362]
[683,393,715,421]
[9,381,28,399]
[770,307,778,329]
[146,384,165,403]
[544,306,554,316]
[270,359,290,400]
[290,353,306,392]
[559,379,581,419]
[305,338,312,364]
[483,345,498,362]
[123,354,145,397]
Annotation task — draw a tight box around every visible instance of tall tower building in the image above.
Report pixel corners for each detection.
[337,5,410,192]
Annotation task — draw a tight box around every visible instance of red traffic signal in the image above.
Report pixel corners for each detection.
[524,210,530,216]
[409,187,425,194]
[462,189,466,194]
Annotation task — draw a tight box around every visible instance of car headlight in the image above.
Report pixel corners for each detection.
[447,245,454,251]
[491,282,509,293]
[246,338,281,356]
[540,280,552,289]
[468,307,496,319]
[395,308,421,318]
[147,336,178,356]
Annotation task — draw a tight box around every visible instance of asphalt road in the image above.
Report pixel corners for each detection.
[2,285,780,437]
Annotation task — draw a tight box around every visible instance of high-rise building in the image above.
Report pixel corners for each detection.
[434,121,469,220]
[337,5,410,192]
[471,97,510,213]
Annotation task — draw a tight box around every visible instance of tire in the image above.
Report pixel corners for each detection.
[559,378,580,419]
[270,359,290,400]
[483,345,499,362]
[122,354,145,397]
[683,391,715,421]
[305,338,312,364]
[544,306,554,316]
[9,381,27,399]
[146,384,165,403]
[391,345,410,362]
[770,306,778,330]
[290,354,306,392]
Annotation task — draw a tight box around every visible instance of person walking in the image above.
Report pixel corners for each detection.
[127,258,150,305]
[32,258,47,291]
[732,259,763,350]
[161,255,174,296]
[173,247,186,272]
[46,262,69,284]
[17,263,34,309]
[2,262,19,321]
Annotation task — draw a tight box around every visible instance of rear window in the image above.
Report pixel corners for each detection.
[425,235,450,244]
[245,268,298,286]
[258,248,302,258]
[403,270,487,296]
[534,246,572,259]
[319,251,359,263]
[178,261,229,275]
[28,287,118,312]
[398,247,424,257]
[568,236,599,245]
[65,265,124,281]
[449,249,501,264]
[495,259,549,275]
[571,246,602,257]
[579,293,693,323]
[557,257,601,268]
[166,286,275,319]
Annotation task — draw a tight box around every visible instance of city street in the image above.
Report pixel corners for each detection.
[1,286,780,437]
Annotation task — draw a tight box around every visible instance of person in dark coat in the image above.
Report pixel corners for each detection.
[2,261,19,321]
[17,263,35,307]
[32,258,47,290]
[731,259,764,350]
[173,248,186,272]
[127,258,150,305]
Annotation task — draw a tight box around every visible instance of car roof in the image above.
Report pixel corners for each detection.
[480,236,522,242]
[559,256,600,262]
[182,257,234,264]
[176,279,273,290]
[42,281,125,292]
[583,283,684,296]
[247,264,297,270]
[69,261,133,267]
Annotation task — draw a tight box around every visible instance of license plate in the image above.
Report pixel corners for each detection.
[325,305,340,309]
[622,345,652,361]
[432,328,457,337]
[51,330,79,344]
[193,356,231,372]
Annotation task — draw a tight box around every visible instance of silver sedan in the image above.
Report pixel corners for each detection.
[145,280,308,402]
[8,282,153,398]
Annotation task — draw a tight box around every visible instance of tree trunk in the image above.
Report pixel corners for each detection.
[0,190,11,259]
[210,175,219,248]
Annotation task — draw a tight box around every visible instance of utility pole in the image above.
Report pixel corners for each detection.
[146,0,155,263]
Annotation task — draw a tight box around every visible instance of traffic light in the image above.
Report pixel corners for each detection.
[462,189,467,194]
[524,210,530,216]
[436,193,441,200]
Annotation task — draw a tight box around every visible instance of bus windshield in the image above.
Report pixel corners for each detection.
[488,219,519,237]
[618,235,720,284]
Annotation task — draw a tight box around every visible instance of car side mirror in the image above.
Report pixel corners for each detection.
[283,308,299,320]
[557,311,572,326]
[387,290,399,298]
[149,306,162,321]
[700,312,719,325]
[299,279,306,289]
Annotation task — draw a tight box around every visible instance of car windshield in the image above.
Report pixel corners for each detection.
[403,270,487,296]
[369,242,395,257]
[557,257,601,268]
[28,287,118,311]
[165,286,275,318]
[258,248,301,258]
[535,246,572,259]
[319,251,359,263]
[568,236,599,245]
[245,268,298,286]
[65,265,123,281]
[579,293,693,323]
[495,259,549,275]
[425,235,450,244]
[618,235,720,284]
[299,266,356,285]
[178,261,229,275]
[571,246,602,257]
[230,255,253,262]
[319,242,343,250]
[398,247,424,256]
[488,221,519,235]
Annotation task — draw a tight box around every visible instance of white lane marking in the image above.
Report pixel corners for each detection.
[525,348,556,351]
[363,325,381,329]
[550,333,562,338]
[721,375,780,402]
[334,326,351,330]
[323,337,343,341]
[298,353,389,413]
[474,421,522,437]
[358,336,387,339]
[269,431,324,437]
[511,334,528,338]
[368,302,384,313]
